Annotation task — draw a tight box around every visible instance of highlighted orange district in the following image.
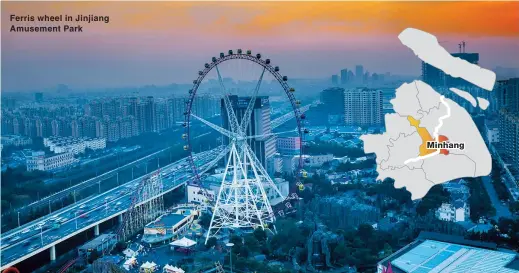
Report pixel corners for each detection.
[407,116,449,156]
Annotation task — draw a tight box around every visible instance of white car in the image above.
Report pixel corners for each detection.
[21,228,30,234]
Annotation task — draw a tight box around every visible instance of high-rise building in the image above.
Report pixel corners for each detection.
[221,96,276,169]
[331,75,339,86]
[144,96,157,132]
[173,97,186,122]
[355,65,364,83]
[347,71,355,83]
[496,78,519,113]
[499,110,519,168]
[422,62,445,87]
[128,97,139,117]
[496,78,519,169]
[340,69,348,85]
[320,87,345,116]
[344,88,383,126]
[87,100,103,118]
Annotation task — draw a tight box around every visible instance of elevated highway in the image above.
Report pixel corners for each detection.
[0,148,220,270]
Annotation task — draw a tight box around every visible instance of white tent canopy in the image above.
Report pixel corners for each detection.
[169,237,196,248]
[123,257,137,270]
[163,264,185,273]
[124,257,137,265]
[141,261,157,269]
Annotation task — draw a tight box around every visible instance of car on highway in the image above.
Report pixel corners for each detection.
[21,228,31,234]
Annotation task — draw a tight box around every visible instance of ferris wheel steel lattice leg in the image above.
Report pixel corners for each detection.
[204,143,276,244]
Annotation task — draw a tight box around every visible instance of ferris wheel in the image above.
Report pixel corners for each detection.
[182,49,305,242]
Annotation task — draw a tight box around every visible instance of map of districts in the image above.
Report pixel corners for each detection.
[360,28,496,200]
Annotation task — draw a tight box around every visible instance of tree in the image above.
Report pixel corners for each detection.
[383,243,393,257]
[253,227,267,242]
[358,224,375,242]
[206,237,217,249]
[115,241,127,252]
[198,213,212,229]
[510,201,519,214]
[416,185,450,216]
[332,242,348,264]
[244,234,260,252]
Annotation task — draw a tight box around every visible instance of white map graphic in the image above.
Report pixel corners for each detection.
[361,28,496,200]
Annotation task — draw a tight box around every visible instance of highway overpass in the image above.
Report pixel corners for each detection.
[0,148,220,270]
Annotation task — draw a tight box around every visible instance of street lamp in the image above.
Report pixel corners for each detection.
[18,212,20,227]
[75,211,78,230]
[226,242,234,273]
[40,225,43,245]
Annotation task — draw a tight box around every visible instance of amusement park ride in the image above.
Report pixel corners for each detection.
[182,49,306,244]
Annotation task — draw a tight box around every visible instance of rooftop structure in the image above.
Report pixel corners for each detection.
[141,210,196,245]
[78,233,117,259]
[378,232,519,273]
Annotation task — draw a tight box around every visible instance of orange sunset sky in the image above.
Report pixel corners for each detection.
[2,1,519,90]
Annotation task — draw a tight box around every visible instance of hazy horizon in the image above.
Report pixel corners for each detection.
[2,2,518,91]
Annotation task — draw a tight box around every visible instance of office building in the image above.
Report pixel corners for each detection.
[355,65,364,83]
[340,69,349,85]
[331,74,339,86]
[221,96,276,169]
[377,232,519,273]
[344,88,383,126]
[320,87,345,116]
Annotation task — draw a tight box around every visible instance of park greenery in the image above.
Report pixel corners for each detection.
[466,177,496,222]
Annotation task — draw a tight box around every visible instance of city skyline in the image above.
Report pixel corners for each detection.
[2,1,519,91]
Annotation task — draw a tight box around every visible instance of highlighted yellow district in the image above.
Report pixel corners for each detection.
[407,116,449,156]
